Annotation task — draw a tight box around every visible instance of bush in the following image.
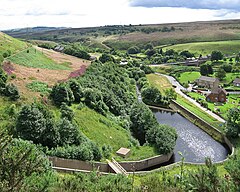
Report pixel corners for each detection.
[127,46,140,54]
[102,144,112,158]
[4,83,20,100]
[50,83,74,106]
[146,124,177,154]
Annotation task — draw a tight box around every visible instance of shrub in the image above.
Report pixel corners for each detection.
[146,124,177,154]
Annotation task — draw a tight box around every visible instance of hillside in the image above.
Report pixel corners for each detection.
[5,19,240,50]
[0,32,28,56]
[0,32,90,99]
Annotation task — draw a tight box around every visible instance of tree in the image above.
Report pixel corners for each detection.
[16,103,59,148]
[146,124,177,154]
[50,83,74,106]
[16,104,46,144]
[180,50,194,58]
[225,108,240,138]
[4,83,20,100]
[129,103,158,145]
[200,64,213,76]
[221,64,232,73]
[0,136,53,192]
[235,55,240,63]
[215,68,226,80]
[145,49,156,57]
[145,43,153,50]
[211,51,223,61]
[60,103,74,121]
[58,118,80,145]
[99,53,114,63]
[127,46,140,54]
[69,79,83,102]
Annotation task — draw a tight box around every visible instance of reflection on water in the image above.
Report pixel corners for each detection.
[153,110,229,163]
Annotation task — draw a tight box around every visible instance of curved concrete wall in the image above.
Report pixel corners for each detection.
[49,152,173,174]
[170,100,234,157]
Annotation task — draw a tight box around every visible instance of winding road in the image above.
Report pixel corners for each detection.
[155,73,226,123]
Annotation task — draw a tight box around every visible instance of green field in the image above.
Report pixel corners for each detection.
[72,106,158,161]
[0,32,28,56]
[7,47,71,70]
[146,73,172,93]
[178,71,201,85]
[164,40,240,55]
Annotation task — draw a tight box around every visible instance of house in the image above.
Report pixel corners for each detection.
[185,58,199,66]
[233,78,240,86]
[206,87,227,103]
[195,76,219,89]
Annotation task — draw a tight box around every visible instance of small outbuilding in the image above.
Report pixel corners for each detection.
[233,78,240,87]
[116,147,131,158]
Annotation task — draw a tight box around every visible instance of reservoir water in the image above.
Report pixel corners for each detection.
[153,109,229,163]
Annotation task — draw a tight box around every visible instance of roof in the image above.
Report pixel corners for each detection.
[197,76,219,83]
[210,87,227,95]
[116,147,131,157]
[233,78,240,83]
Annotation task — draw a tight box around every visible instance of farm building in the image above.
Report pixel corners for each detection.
[206,87,227,103]
[195,76,219,89]
[233,78,240,86]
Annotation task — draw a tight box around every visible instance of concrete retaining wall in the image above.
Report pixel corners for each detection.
[49,152,173,174]
[170,100,234,156]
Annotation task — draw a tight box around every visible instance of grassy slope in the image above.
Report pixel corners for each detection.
[164,40,240,55]
[7,47,70,70]
[146,74,173,93]
[72,106,158,161]
[178,71,201,85]
[0,32,28,56]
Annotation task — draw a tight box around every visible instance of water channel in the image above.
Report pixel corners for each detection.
[153,109,229,163]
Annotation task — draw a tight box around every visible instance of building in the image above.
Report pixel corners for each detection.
[206,87,227,103]
[233,78,240,87]
[195,76,219,89]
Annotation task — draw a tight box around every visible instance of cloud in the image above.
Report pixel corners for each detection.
[129,0,240,10]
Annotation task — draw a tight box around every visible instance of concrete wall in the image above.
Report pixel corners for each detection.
[49,152,173,174]
[170,100,234,156]
[119,153,173,172]
[49,157,110,173]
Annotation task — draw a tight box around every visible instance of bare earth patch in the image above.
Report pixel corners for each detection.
[4,48,91,100]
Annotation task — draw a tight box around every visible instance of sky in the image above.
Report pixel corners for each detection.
[1,0,240,30]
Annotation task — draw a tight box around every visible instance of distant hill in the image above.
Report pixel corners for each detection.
[4,19,240,50]
[3,26,68,39]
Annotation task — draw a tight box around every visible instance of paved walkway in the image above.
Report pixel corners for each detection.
[155,73,226,123]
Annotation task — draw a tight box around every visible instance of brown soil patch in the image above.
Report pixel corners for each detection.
[4,48,91,100]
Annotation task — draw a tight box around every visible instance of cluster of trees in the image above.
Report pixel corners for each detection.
[129,103,177,154]
[63,44,91,60]
[0,129,132,192]
[0,130,55,192]
[15,102,102,161]
[50,60,177,154]
[0,68,20,100]
[127,45,196,65]
[225,108,240,138]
